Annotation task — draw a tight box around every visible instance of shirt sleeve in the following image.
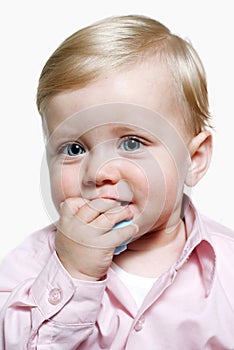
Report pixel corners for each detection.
[0,250,106,349]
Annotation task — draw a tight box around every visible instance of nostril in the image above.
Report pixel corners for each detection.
[85,179,97,187]
[82,160,121,186]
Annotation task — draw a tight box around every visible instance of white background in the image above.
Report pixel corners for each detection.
[0,0,233,260]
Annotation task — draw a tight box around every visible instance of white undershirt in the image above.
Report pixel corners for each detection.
[112,262,158,308]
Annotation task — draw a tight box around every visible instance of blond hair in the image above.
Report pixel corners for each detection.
[36,15,211,133]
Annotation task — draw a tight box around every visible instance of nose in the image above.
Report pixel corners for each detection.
[81,148,122,187]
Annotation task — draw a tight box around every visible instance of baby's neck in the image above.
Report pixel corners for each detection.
[113,219,187,278]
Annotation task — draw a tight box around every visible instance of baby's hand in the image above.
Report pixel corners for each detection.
[55,198,138,281]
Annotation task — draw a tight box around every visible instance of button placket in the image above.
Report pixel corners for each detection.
[134,315,145,332]
[48,288,63,305]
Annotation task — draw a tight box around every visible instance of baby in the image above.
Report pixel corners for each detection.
[1,15,234,349]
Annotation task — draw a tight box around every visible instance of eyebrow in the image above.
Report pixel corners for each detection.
[108,124,152,136]
[112,125,157,142]
[112,125,138,133]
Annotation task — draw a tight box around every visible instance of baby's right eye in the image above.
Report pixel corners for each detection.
[63,143,85,156]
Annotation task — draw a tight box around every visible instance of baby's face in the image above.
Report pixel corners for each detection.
[43,59,193,235]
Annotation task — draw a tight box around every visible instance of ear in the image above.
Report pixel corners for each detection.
[185,131,213,187]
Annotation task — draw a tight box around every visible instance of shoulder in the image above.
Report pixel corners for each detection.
[8,223,57,257]
[201,214,234,246]
[0,224,57,286]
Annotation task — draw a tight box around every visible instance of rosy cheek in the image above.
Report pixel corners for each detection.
[50,164,81,207]
[128,161,159,216]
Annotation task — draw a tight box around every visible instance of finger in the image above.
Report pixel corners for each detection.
[76,198,122,223]
[91,204,133,230]
[101,223,139,249]
[60,197,88,217]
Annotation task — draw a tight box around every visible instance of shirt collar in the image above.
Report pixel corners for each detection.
[175,194,216,297]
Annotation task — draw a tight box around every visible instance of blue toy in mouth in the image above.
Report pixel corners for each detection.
[112,220,133,255]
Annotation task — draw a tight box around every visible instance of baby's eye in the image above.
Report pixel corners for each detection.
[120,137,142,152]
[64,143,85,156]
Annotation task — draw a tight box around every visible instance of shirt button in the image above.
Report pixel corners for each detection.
[134,315,145,332]
[48,288,63,305]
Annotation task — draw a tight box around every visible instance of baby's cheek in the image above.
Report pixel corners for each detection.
[51,165,81,207]
[159,160,185,210]
[132,160,166,215]
[62,166,81,197]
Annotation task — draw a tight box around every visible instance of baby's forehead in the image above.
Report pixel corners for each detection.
[47,103,174,134]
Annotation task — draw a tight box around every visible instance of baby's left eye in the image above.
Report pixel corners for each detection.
[120,137,142,151]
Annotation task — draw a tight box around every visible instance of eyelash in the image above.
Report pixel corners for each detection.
[59,136,147,157]
[119,136,144,152]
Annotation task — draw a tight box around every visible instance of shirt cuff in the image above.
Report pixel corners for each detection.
[31,251,106,325]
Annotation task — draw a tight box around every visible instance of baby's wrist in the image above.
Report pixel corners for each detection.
[71,271,101,281]
[64,264,102,281]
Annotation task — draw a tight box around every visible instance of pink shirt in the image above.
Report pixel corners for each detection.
[1,197,234,349]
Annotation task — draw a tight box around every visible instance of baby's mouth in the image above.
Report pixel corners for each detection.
[120,201,131,206]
